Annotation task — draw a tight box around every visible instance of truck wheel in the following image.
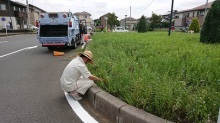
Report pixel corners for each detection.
[70,38,77,49]
[76,34,81,45]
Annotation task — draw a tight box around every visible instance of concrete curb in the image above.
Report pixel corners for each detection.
[85,84,173,123]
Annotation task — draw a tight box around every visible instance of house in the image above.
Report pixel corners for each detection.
[0,0,27,30]
[74,11,93,28]
[29,4,46,26]
[0,0,45,30]
[99,13,109,30]
[174,1,214,29]
[120,17,137,30]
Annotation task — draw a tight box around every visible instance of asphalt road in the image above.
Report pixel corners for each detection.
[0,34,86,123]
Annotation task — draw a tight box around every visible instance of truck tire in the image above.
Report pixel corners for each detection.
[70,38,77,49]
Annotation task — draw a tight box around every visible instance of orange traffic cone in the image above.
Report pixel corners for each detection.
[53,51,64,56]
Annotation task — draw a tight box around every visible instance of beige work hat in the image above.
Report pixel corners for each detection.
[78,50,93,64]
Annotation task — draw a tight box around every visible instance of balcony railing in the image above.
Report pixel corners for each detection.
[14,11,27,18]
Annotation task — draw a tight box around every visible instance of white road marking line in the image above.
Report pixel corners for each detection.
[65,92,98,123]
[0,41,8,44]
[0,45,38,58]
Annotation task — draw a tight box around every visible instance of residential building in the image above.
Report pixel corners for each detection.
[174,1,214,29]
[120,17,137,30]
[0,0,45,30]
[0,0,26,30]
[29,4,46,26]
[74,11,93,28]
[100,13,109,29]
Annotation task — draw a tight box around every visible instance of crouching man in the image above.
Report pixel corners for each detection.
[60,50,103,101]
[81,33,93,50]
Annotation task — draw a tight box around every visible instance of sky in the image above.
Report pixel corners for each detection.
[13,0,215,20]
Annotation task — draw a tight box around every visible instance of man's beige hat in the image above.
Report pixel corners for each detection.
[78,50,93,64]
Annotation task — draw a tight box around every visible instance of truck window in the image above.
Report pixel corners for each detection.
[39,25,68,37]
[49,13,58,18]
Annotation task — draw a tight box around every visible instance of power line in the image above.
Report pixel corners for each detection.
[132,0,155,13]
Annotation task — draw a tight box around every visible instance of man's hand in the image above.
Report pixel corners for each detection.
[97,78,104,82]
[88,75,104,82]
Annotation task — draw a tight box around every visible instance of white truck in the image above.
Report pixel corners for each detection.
[36,12,87,50]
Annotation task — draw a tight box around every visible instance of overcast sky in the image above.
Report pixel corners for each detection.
[13,0,215,20]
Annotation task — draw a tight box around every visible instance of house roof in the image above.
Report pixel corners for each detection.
[100,13,110,18]
[74,11,91,16]
[9,0,26,7]
[29,4,46,12]
[121,17,137,21]
[177,1,214,13]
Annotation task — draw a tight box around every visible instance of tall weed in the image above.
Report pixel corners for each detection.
[88,32,220,122]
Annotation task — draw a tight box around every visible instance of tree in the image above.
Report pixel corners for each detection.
[200,0,220,43]
[189,18,200,33]
[150,13,162,30]
[94,19,101,26]
[107,13,119,30]
[137,15,147,33]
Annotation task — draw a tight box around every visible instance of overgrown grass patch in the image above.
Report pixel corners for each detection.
[88,32,220,123]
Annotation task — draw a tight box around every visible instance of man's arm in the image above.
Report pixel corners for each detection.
[88,75,103,82]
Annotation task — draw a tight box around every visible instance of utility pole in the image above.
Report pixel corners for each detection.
[203,0,209,25]
[168,0,174,36]
[104,16,108,32]
[130,6,131,30]
[26,0,30,29]
[7,0,13,30]
[125,15,127,29]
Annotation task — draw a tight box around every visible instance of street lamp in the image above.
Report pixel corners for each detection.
[104,16,108,32]
[125,15,127,29]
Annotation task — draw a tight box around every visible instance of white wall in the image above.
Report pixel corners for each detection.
[0,17,18,30]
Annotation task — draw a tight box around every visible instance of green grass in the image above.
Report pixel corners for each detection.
[87,32,220,123]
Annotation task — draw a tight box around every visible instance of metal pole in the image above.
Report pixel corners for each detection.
[7,0,13,30]
[168,0,174,36]
[125,15,127,29]
[130,6,131,30]
[203,0,208,25]
[104,16,108,32]
[106,19,107,32]
[26,0,30,29]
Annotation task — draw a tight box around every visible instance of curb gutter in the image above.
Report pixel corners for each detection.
[85,84,173,123]
[0,32,36,37]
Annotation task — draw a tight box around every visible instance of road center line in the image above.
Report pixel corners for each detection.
[64,92,98,123]
[0,41,8,44]
[0,45,38,58]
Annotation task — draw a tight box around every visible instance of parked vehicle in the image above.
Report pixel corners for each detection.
[113,27,128,32]
[29,24,38,30]
[1,24,12,31]
[37,12,87,50]
[87,26,92,30]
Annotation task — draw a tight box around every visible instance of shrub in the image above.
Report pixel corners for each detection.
[200,0,220,43]
[137,15,147,33]
[189,18,200,33]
